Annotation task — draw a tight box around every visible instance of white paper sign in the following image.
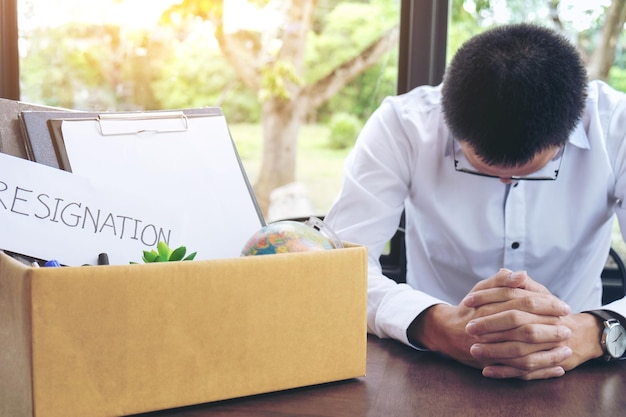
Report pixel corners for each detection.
[0,152,184,265]
[60,113,264,262]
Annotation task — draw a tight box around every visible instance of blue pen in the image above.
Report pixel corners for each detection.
[44,259,61,267]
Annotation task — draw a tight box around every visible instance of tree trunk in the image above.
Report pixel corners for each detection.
[587,0,626,81]
[254,97,307,215]
[212,1,398,217]
[253,26,399,216]
[161,1,399,216]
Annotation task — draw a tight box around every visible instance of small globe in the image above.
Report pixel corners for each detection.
[241,220,340,256]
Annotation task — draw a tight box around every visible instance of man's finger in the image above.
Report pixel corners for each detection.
[468,322,572,344]
[463,288,570,316]
[480,346,573,380]
[471,269,551,294]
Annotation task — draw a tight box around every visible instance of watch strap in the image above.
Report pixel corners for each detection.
[585,309,624,361]
[586,309,617,323]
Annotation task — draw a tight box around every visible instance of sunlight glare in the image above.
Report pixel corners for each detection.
[20,0,180,29]
[223,0,280,33]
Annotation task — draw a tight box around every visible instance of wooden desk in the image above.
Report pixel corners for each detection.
[134,335,626,417]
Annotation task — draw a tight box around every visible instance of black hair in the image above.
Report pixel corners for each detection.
[441,23,587,167]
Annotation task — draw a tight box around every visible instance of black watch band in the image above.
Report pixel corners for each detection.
[586,309,617,322]
[586,309,625,361]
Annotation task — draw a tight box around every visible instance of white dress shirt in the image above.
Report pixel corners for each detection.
[325,80,626,347]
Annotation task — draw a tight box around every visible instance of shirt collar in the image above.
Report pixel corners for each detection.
[568,120,589,149]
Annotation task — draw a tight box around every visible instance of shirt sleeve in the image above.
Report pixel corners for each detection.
[325,97,447,347]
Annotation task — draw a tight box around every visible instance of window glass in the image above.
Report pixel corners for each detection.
[17,1,626,256]
[447,0,624,89]
[18,0,400,220]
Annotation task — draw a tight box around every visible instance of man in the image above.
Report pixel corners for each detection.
[325,23,626,380]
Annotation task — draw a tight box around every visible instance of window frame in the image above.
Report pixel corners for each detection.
[398,0,448,93]
[380,0,449,283]
[0,0,19,100]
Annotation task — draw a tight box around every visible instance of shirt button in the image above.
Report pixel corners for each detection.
[511,242,520,249]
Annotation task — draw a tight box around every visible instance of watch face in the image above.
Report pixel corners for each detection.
[607,324,626,358]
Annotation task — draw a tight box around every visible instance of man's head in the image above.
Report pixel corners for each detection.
[442,23,587,168]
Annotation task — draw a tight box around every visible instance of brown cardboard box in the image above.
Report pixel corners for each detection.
[0,245,367,417]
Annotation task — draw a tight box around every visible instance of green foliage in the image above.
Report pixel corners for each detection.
[20,16,262,118]
[311,1,399,121]
[19,0,624,125]
[134,241,197,264]
[20,23,173,111]
[447,0,485,62]
[150,23,261,121]
[608,66,626,93]
[328,113,362,150]
[230,122,351,214]
[305,1,398,85]
[259,61,304,102]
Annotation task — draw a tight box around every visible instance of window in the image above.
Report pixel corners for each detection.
[7,0,407,220]
[2,0,624,259]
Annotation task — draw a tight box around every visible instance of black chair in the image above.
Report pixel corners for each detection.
[380,220,626,305]
[601,247,626,304]
[379,212,407,284]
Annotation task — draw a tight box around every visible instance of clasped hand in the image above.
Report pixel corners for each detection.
[422,269,598,380]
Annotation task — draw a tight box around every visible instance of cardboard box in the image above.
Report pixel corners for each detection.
[0,245,367,417]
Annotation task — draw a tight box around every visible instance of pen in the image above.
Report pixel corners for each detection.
[98,253,110,266]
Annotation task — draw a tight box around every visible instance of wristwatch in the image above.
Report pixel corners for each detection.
[587,310,626,361]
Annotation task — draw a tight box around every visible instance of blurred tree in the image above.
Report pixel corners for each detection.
[160,0,399,214]
[446,0,625,84]
[20,23,171,110]
[587,0,626,81]
[150,21,261,122]
[311,2,399,122]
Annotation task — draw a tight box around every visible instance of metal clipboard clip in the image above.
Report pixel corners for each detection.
[96,111,189,136]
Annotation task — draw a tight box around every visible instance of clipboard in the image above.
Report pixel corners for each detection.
[47,108,265,261]
[0,98,62,161]
[20,108,218,169]
[20,109,86,168]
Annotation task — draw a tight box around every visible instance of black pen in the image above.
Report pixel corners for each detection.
[98,253,110,266]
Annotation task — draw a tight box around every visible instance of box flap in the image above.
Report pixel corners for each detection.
[0,252,34,417]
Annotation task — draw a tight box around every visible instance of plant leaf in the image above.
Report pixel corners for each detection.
[183,251,197,261]
[143,250,158,263]
[157,241,171,259]
[169,246,187,261]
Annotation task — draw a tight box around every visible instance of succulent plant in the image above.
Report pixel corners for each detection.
[132,241,197,264]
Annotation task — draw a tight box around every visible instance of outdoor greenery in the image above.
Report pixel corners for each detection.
[328,112,363,150]
[20,1,626,117]
[610,67,626,92]
[17,0,626,218]
[229,122,350,215]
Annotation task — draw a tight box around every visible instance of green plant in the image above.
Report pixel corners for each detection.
[328,113,362,150]
[132,241,197,264]
[608,66,626,93]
